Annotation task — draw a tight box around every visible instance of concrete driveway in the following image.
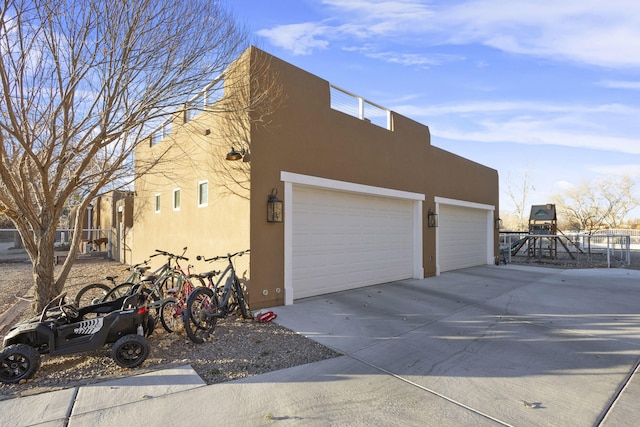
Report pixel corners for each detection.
[268,264,640,426]
[7,264,640,426]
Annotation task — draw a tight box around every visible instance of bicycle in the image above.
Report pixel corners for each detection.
[158,255,202,333]
[74,260,151,307]
[102,248,200,333]
[183,249,251,344]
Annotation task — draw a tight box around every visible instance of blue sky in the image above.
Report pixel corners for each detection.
[231,0,640,216]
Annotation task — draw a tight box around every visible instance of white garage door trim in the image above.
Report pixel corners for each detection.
[282,172,425,305]
[434,197,495,275]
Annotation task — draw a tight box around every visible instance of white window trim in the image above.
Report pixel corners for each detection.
[173,188,181,211]
[154,194,161,213]
[198,180,208,207]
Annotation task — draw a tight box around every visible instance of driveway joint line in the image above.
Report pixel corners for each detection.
[347,353,513,427]
[595,356,640,426]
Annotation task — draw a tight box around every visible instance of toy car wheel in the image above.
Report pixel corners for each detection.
[0,344,41,384]
[111,335,150,368]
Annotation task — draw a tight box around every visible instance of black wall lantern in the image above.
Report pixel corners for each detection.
[267,188,283,223]
[428,210,438,227]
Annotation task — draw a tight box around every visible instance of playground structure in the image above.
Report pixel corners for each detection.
[509,204,584,260]
[500,204,633,268]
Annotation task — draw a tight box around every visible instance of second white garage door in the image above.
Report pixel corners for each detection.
[437,203,492,273]
[291,185,415,300]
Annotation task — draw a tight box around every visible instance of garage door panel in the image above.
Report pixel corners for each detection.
[438,204,489,272]
[292,186,414,299]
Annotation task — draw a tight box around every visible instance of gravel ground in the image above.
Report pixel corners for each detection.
[3,249,638,401]
[0,258,340,401]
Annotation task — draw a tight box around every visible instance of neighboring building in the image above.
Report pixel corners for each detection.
[81,190,134,263]
[133,47,499,309]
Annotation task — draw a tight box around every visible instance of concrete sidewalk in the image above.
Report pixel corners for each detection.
[2,264,640,426]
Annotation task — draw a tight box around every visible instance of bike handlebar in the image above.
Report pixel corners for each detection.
[196,249,250,263]
[150,248,189,262]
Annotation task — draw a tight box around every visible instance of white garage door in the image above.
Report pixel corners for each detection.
[438,204,490,272]
[291,185,415,299]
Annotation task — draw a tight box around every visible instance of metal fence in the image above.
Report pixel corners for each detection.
[0,228,109,263]
[330,84,392,130]
[499,231,633,267]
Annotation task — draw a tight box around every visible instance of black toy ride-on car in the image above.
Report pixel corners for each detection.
[0,288,154,384]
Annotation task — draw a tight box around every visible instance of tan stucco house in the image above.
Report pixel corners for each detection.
[132,47,499,310]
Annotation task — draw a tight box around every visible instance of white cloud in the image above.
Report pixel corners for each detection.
[320,0,435,33]
[394,99,640,154]
[588,164,640,177]
[362,51,463,67]
[599,80,640,90]
[256,22,331,55]
[433,125,640,154]
[435,0,640,68]
[396,101,640,116]
[555,180,576,190]
[256,0,640,68]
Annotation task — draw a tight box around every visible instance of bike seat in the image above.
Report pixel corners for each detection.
[140,275,157,282]
[199,270,220,279]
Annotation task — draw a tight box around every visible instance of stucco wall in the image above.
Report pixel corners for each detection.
[248,47,498,308]
[132,47,498,310]
[132,78,251,279]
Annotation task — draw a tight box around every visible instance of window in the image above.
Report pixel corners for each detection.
[198,181,208,207]
[154,194,161,213]
[173,189,181,211]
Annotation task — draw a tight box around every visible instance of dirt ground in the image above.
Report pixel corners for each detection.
[0,257,340,400]
[2,249,639,400]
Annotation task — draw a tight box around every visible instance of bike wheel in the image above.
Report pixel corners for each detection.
[75,283,111,307]
[160,297,183,333]
[233,277,251,319]
[103,282,161,321]
[183,287,217,344]
[102,282,135,301]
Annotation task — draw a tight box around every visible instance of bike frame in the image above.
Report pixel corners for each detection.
[196,250,248,315]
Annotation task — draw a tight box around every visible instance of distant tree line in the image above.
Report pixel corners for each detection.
[501,173,639,233]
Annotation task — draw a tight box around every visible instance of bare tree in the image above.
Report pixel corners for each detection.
[502,169,535,231]
[204,52,285,199]
[552,174,638,232]
[0,0,248,310]
[598,175,639,228]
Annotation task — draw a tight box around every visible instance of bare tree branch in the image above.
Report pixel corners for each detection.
[552,175,638,233]
[0,0,249,310]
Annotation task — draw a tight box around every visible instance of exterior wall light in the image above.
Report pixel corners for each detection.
[495,217,502,230]
[428,211,438,227]
[267,188,283,223]
[226,146,243,161]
